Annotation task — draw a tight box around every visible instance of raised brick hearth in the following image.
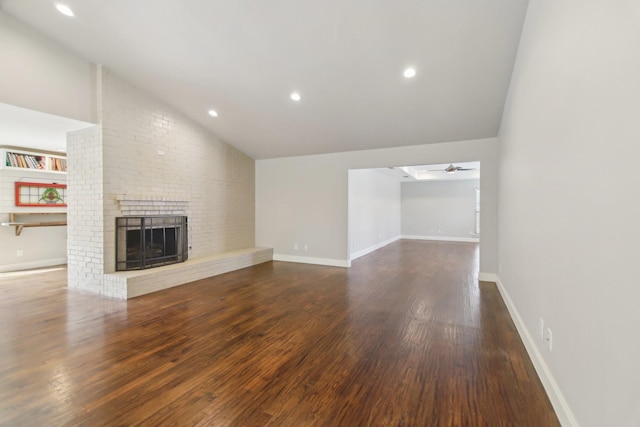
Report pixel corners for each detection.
[104,247,272,298]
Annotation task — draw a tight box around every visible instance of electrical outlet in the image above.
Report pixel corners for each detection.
[303,244,308,251]
[294,243,298,250]
[499,263,502,274]
[539,319,544,340]
[16,249,24,257]
[546,328,553,351]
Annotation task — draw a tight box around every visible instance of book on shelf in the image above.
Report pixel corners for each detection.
[3,150,66,172]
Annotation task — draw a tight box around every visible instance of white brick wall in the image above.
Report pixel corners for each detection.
[0,169,65,212]
[66,125,114,295]
[100,67,255,274]
[67,66,262,299]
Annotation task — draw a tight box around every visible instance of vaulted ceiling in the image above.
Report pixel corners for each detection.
[1,0,529,159]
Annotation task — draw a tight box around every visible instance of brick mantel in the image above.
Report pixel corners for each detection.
[116,194,189,216]
[115,194,189,202]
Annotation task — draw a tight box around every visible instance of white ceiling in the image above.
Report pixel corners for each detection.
[1,0,529,159]
[0,102,93,152]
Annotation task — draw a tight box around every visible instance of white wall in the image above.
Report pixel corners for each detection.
[497,1,640,426]
[256,137,497,275]
[0,218,67,272]
[0,12,96,123]
[401,179,479,241]
[348,169,401,260]
[0,168,68,272]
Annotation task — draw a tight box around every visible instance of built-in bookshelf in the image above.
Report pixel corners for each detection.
[0,147,67,173]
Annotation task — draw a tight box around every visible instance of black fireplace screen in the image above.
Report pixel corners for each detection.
[116,216,188,271]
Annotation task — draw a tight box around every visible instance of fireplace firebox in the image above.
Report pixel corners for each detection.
[116,216,188,271]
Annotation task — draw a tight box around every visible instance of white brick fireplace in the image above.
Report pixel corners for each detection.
[67,67,270,299]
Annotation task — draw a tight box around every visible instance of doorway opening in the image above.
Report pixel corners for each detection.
[347,161,481,262]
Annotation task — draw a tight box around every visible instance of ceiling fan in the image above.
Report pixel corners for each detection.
[429,164,476,174]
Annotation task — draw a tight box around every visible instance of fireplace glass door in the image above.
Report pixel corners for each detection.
[116,216,188,271]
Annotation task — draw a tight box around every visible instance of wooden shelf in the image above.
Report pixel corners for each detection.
[1,213,67,236]
[1,147,67,173]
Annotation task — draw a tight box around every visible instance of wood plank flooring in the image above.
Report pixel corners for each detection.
[0,240,560,426]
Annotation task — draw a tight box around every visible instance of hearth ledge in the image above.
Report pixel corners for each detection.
[103,247,273,299]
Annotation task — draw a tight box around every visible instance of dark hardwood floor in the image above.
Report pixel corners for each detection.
[0,240,559,426]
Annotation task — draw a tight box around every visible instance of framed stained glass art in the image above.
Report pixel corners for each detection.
[15,182,67,207]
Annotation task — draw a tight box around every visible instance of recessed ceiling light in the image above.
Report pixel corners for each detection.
[56,4,75,17]
[290,92,301,102]
[403,67,417,78]
[208,109,218,117]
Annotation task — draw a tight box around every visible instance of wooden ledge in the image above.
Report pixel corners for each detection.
[1,213,67,236]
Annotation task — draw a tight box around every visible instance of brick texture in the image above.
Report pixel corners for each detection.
[67,66,262,299]
[67,125,108,295]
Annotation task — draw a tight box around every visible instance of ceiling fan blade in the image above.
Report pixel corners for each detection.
[426,164,475,172]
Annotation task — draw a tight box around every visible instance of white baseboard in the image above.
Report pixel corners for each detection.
[401,235,480,243]
[273,254,350,268]
[0,257,67,273]
[478,272,496,282]
[495,276,579,427]
[350,235,400,261]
